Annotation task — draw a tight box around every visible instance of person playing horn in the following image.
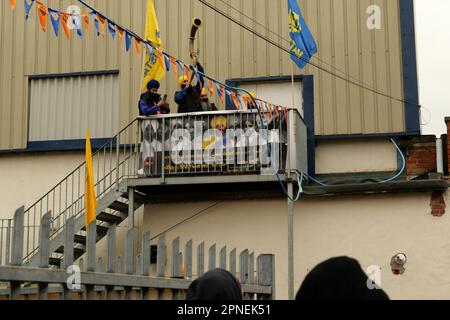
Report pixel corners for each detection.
[174,52,205,113]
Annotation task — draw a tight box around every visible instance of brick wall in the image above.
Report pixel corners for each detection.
[406,142,437,177]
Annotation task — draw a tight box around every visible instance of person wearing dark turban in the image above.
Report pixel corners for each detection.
[138,79,170,116]
[187,269,243,300]
[296,256,390,300]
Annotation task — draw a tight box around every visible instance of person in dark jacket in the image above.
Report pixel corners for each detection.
[138,79,170,116]
[186,269,243,300]
[175,54,205,114]
[295,256,390,300]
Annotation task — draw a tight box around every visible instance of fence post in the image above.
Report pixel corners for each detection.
[230,248,236,277]
[171,237,181,278]
[156,234,166,278]
[156,234,166,300]
[63,217,76,300]
[86,222,97,300]
[220,246,227,270]
[197,242,204,277]
[105,224,116,300]
[185,240,193,279]
[240,249,250,300]
[9,206,24,300]
[141,231,151,300]
[257,254,275,300]
[141,231,151,277]
[11,206,24,266]
[5,219,12,266]
[107,225,116,273]
[125,228,135,299]
[208,244,216,271]
[38,212,52,300]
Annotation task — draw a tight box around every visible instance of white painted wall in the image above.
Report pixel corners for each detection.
[142,191,450,300]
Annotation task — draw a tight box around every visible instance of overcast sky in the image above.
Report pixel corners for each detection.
[415,0,450,136]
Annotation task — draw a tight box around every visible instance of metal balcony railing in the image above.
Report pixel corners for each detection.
[138,110,307,179]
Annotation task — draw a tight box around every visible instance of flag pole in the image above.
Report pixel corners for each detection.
[287,60,296,300]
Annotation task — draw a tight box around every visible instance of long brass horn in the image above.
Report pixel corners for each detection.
[189,18,202,66]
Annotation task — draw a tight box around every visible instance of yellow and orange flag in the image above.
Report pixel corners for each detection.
[85,129,97,227]
[141,0,166,92]
[9,0,16,10]
[60,12,71,39]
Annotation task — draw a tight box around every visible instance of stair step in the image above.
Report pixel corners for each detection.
[74,234,86,245]
[55,246,85,256]
[97,212,123,225]
[109,201,129,213]
[81,224,109,236]
[49,257,61,267]
[122,191,147,204]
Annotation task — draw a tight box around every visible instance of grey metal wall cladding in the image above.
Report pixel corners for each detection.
[0,0,406,150]
[28,74,119,141]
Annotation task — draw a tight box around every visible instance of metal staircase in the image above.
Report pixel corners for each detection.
[17,118,143,268]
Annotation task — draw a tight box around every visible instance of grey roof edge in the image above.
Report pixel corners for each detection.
[303,179,449,197]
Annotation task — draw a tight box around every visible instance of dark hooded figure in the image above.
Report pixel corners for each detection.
[295,257,390,300]
[186,269,243,300]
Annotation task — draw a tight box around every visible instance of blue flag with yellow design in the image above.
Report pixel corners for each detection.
[288,0,317,69]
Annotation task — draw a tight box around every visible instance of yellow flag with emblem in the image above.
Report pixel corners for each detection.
[85,128,97,227]
[141,0,166,92]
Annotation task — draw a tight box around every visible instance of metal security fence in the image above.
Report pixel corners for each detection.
[0,220,12,266]
[0,209,275,300]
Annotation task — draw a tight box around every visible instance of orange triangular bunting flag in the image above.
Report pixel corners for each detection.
[169,57,178,77]
[231,92,239,110]
[134,38,142,55]
[116,26,124,39]
[208,79,214,97]
[9,0,16,10]
[259,100,266,118]
[184,64,191,83]
[35,2,48,32]
[60,12,71,39]
[97,14,105,36]
[82,13,90,31]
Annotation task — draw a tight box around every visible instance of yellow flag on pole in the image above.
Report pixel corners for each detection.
[141,0,166,92]
[85,129,97,227]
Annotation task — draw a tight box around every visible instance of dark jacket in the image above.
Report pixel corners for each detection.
[175,63,205,114]
[138,92,170,116]
[295,256,390,300]
[186,269,242,300]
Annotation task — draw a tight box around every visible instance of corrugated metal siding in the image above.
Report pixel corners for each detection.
[29,74,119,141]
[0,0,407,150]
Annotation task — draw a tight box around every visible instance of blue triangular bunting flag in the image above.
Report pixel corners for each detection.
[48,8,60,37]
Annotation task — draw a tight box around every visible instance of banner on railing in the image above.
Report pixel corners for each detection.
[138,113,287,177]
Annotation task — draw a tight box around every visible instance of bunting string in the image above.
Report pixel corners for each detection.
[9,0,293,121]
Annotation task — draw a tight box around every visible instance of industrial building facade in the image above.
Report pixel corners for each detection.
[0,0,418,152]
[2,0,447,301]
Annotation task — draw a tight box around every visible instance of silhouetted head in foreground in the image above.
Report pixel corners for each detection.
[296,257,390,300]
[187,269,243,300]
